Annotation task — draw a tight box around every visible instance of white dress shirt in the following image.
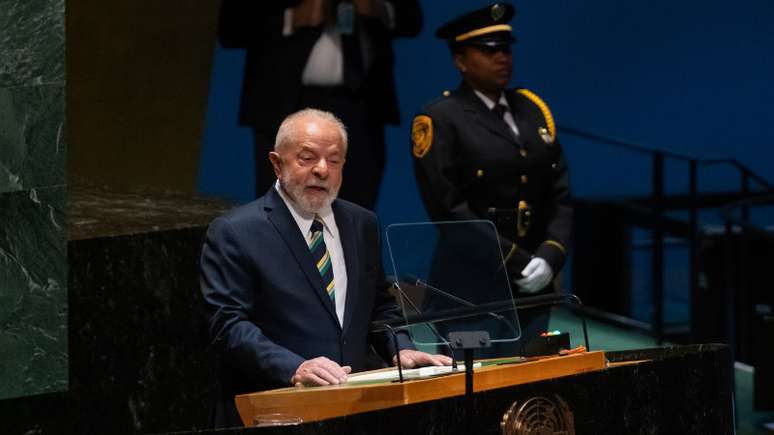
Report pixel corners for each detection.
[282,2,397,86]
[275,182,347,325]
[474,89,521,139]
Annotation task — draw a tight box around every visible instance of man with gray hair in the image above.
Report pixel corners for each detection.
[201,108,450,428]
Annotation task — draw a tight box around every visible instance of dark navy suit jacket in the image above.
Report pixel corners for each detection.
[200,187,410,427]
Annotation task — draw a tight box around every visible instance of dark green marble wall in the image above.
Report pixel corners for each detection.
[0,0,67,399]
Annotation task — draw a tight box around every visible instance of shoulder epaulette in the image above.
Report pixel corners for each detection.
[423,91,451,111]
[517,88,556,140]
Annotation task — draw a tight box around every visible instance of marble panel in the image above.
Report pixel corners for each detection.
[0,189,229,434]
[0,185,67,400]
[0,84,65,194]
[0,0,64,87]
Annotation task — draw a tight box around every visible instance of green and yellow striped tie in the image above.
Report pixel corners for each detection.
[309,216,335,302]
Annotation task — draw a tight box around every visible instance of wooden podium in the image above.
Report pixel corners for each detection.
[234,351,607,426]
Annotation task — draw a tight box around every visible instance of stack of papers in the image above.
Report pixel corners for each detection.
[346,362,482,384]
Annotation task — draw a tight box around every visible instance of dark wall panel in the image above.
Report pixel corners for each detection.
[66,0,219,193]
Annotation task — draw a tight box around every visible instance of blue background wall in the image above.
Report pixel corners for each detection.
[200,0,774,215]
[198,0,774,322]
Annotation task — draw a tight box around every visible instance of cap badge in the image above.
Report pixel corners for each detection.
[491,4,505,21]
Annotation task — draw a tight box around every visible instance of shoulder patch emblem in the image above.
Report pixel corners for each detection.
[412,115,433,158]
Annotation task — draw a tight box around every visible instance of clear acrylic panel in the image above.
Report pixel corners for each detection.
[385,220,521,356]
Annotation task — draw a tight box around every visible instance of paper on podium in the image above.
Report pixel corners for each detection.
[346,362,482,385]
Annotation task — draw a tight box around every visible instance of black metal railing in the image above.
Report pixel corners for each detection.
[718,195,774,362]
[559,124,774,343]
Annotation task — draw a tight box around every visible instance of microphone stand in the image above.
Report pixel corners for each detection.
[371,286,591,433]
[390,282,459,371]
[393,280,492,432]
[414,278,520,342]
[447,330,491,431]
[381,323,404,383]
[370,283,461,384]
[373,292,591,352]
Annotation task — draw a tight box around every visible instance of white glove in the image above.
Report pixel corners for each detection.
[515,257,553,293]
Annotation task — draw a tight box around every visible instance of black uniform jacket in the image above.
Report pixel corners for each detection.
[412,82,572,280]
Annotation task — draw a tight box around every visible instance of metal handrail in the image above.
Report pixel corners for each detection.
[720,194,774,241]
[557,125,696,160]
[697,158,773,190]
[559,125,772,192]
[717,193,774,372]
[559,124,773,345]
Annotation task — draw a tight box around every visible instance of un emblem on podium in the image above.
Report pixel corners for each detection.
[500,395,575,435]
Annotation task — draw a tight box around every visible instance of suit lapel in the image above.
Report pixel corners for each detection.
[265,188,339,324]
[334,202,359,334]
[458,83,524,147]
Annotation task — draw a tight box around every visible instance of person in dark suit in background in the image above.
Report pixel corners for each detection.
[411,3,572,344]
[218,0,422,210]
[200,108,450,428]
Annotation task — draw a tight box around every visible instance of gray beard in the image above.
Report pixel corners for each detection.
[279,173,339,214]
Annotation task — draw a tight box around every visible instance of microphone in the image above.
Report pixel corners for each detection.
[373,288,591,353]
[375,292,567,328]
[413,279,520,340]
[389,282,458,371]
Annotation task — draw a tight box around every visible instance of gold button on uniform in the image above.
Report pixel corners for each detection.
[519,149,527,157]
[476,169,484,178]
[442,90,451,97]
[521,175,528,184]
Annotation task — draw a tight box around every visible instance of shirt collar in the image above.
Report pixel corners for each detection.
[274,181,334,236]
[473,89,510,111]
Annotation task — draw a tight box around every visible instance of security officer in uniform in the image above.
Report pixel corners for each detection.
[411,3,572,344]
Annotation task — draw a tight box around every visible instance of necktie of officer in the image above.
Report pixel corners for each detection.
[492,103,509,119]
[309,216,335,302]
[492,103,520,141]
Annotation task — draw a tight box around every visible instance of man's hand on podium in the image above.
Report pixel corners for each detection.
[392,349,453,369]
[291,356,351,386]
